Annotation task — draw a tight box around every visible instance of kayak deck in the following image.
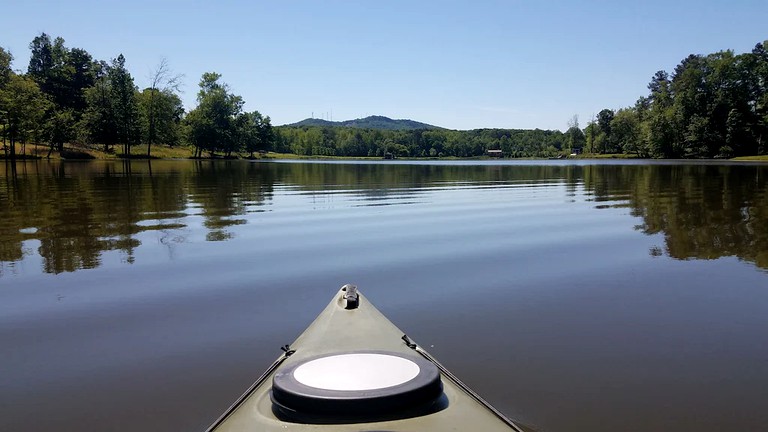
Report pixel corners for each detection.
[207,285,523,431]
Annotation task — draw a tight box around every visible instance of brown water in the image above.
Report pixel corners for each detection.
[1,159,767,432]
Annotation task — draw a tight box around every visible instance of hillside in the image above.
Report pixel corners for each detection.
[287,115,442,130]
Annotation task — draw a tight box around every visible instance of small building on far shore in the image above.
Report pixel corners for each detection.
[487,149,503,158]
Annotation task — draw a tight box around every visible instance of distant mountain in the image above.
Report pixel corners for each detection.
[287,115,442,131]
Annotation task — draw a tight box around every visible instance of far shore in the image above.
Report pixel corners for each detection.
[2,143,768,162]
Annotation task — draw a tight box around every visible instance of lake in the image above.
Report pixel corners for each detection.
[1,159,767,432]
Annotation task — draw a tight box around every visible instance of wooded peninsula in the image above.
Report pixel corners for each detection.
[1,34,768,160]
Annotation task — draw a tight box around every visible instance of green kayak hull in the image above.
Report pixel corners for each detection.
[206,285,523,431]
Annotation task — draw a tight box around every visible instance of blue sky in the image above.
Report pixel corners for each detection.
[2,0,767,131]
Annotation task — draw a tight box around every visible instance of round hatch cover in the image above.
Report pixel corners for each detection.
[271,350,443,417]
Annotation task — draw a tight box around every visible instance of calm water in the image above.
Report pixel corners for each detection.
[1,159,767,432]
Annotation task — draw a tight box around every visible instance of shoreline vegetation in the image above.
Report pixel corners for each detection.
[3,142,768,162]
[2,33,768,162]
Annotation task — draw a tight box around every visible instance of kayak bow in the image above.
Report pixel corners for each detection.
[206,284,523,431]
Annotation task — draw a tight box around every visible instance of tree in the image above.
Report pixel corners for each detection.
[184,72,243,157]
[183,108,210,157]
[648,70,672,106]
[752,41,768,154]
[43,108,75,156]
[28,34,71,109]
[139,87,183,152]
[26,34,101,154]
[0,74,50,158]
[27,34,58,91]
[233,111,273,157]
[0,47,12,86]
[644,70,681,157]
[28,34,98,112]
[233,111,256,157]
[142,58,182,157]
[596,108,615,153]
[255,113,274,154]
[109,54,141,156]
[565,115,585,152]
[724,108,748,157]
[82,72,117,152]
[66,47,98,113]
[0,47,12,153]
[611,108,647,156]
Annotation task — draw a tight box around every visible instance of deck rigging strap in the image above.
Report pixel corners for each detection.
[402,334,525,432]
[204,345,295,432]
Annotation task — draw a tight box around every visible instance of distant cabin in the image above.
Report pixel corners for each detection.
[487,149,503,158]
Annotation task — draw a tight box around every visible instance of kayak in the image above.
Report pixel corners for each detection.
[206,284,524,431]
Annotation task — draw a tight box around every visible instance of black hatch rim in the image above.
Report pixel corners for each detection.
[270,350,443,418]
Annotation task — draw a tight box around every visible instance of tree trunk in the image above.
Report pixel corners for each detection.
[148,90,155,159]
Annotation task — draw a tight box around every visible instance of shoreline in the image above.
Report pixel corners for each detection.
[2,144,767,162]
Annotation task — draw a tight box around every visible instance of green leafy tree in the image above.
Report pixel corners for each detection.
[82,72,117,152]
[565,115,585,152]
[0,74,51,158]
[584,115,597,154]
[109,54,141,156]
[644,70,681,157]
[141,58,183,157]
[139,87,183,152]
[0,47,13,152]
[0,47,11,86]
[66,47,98,113]
[184,72,243,157]
[596,109,615,153]
[256,113,274,154]
[752,41,768,154]
[233,111,258,157]
[233,110,274,157]
[28,33,66,103]
[43,108,75,156]
[28,34,98,112]
[611,108,647,156]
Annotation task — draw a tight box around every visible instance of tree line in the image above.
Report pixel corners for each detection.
[581,40,768,158]
[2,34,768,159]
[273,126,568,158]
[0,33,274,159]
[276,40,768,159]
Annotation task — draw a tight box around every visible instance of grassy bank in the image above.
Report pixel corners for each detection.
[1,143,198,160]
[731,155,768,161]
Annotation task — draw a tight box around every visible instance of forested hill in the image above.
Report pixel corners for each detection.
[289,115,441,130]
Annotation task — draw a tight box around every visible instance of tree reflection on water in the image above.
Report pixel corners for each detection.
[1,160,766,274]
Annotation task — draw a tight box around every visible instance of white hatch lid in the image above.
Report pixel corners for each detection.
[293,353,421,391]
